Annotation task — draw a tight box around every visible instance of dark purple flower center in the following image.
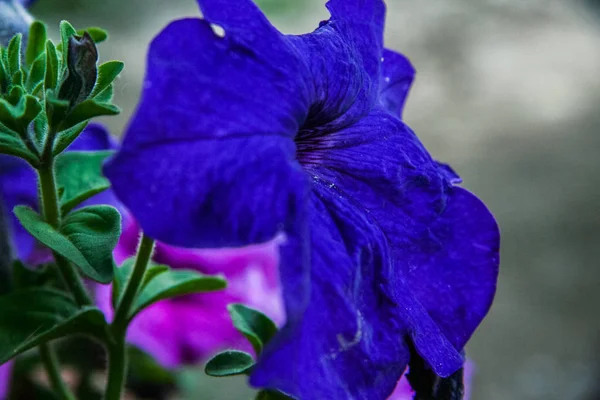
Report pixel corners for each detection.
[294,104,337,166]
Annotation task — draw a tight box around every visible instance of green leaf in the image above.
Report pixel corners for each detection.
[204,351,255,377]
[52,121,88,156]
[26,52,46,94]
[91,61,123,98]
[26,21,47,67]
[59,20,77,67]
[131,270,226,319]
[0,94,42,134]
[60,206,121,283]
[0,48,7,92]
[11,69,23,87]
[94,84,113,103]
[32,107,48,143]
[142,264,170,288]
[6,85,23,106]
[228,304,278,355]
[77,27,108,44]
[112,260,170,309]
[111,258,134,309]
[55,150,113,214]
[45,90,69,130]
[0,288,107,364]
[6,34,22,77]
[255,390,296,400]
[14,205,120,283]
[62,99,119,129]
[45,40,59,91]
[20,95,43,128]
[0,130,37,164]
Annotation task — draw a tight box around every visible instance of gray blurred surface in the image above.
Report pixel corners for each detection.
[29,0,600,399]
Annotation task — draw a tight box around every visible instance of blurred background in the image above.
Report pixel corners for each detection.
[21,0,600,399]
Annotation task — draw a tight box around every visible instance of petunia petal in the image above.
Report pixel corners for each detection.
[325,0,385,79]
[0,158,37,259]
[379,49,415,119]
[251,181,411,399]
[195,0,284,54]
[404,187,500,351]
[104,17,311,249]
[304,109,498,376]
[287,0,385,131]
[0,361,12,399]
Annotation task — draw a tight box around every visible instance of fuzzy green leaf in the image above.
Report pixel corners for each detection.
[93,84,113,103]
[112,260,170,309]
[91,61,123,98]
[59,20,77,66]
[62,99,119,129]
[131,270,226,319]
[77,27,108,44]
[14,205,120,283]
[204,351,255,377]
[26,52,46,94]
[111,258,134,309]
[55,150,113,214]
[6,34,22,77]
[33,111,48,146]
[45,40,59,91]
[11,69,23,87]
[0,130,37,164]
[228,304,278,355]
[0,288,107,364]
[26,21,47,67]
[0,94,42,134]
[52,121,88,156]
[45,90,69,130]
[0,48,7,92]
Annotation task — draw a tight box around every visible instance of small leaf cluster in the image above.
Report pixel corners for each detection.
[0,20,232,400]
[205,305,294,400]
[0,20,122,167]
[0,20,126,369]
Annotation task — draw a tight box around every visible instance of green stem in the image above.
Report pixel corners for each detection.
[39,343,76,400]
[104,337,126,400]
[104,233,154,400]
[37,165,92,307]
[111,233,154,332]
[35,141,90,400]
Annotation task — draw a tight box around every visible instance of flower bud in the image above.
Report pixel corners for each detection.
[58,32,98,106]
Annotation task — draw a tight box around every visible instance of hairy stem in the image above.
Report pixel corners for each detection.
[104,336,126,400]
[37,164,92,306]
[104,233,155,400]
[36,142,90,400]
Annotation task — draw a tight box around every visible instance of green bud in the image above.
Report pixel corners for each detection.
[58,32,98,106]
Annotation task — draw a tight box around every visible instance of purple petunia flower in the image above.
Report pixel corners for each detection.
[104,0,500,398]
[96,216,284,367]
